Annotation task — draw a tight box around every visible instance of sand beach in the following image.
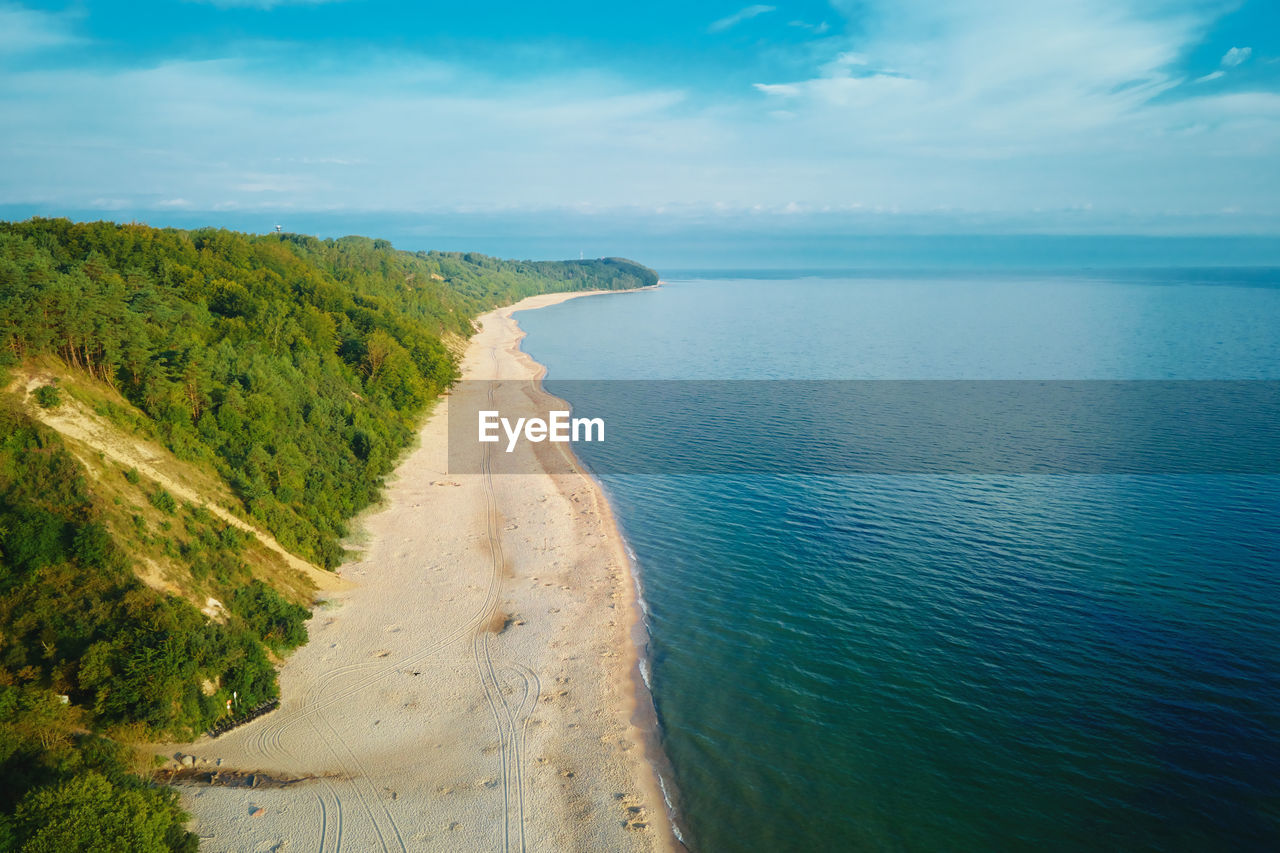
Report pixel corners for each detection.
[168,289,675,852]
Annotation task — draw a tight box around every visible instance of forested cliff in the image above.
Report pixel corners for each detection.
[0,219,656,850]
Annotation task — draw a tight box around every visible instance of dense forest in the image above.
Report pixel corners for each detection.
[0,218,657,850]
[0,220,656,568]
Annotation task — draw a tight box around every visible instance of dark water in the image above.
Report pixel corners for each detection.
[516,272,1280,852]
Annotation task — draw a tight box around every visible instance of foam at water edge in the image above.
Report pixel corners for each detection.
[658,774,689,846]
[591,474,691,849]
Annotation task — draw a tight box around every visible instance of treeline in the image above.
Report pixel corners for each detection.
[0,219,655,568]
[0,218,657,850]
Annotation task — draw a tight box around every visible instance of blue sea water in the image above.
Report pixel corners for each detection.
[515,271,1280,852]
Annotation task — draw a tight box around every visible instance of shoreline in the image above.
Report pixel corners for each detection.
[165,285,677,852]
[506,285,688,849]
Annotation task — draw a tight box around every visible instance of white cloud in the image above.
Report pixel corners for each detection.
[709,5,776,34]
[735,0,1280,214]
[0,55,721,212]
[753,82,801,97]
[787,20,830,35]
[1,0,1277,227]
[753,1,1209,144]
[1221,46,1251,67]
[0,3,84,55]
[1193,44,1250,82]
[826,52,870,70]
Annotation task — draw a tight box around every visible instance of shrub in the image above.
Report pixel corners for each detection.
[230,581,310,652]
[147,489,176,514]
[7,771,194,853]
[33,385,60,409]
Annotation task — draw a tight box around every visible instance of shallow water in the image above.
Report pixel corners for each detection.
[516,271,1280,852]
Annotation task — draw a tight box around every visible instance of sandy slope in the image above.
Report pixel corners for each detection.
[169,290,675,852]
[12,370,344,597]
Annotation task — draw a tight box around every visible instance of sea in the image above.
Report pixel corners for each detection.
[514,269,1280,852]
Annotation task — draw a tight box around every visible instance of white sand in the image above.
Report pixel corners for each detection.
[169,290,675,852]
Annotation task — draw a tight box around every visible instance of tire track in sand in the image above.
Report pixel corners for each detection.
[472,344,541,852]
[231,323,543,851]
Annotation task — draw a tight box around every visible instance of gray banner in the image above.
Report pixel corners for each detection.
[446,380,1280,475]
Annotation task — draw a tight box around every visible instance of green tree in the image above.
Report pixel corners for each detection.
[7,771,193,853]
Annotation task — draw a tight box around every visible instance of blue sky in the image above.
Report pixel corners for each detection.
[2,0,1280,247]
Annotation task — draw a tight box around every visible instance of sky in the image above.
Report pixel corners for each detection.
[2,1,1280,260]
